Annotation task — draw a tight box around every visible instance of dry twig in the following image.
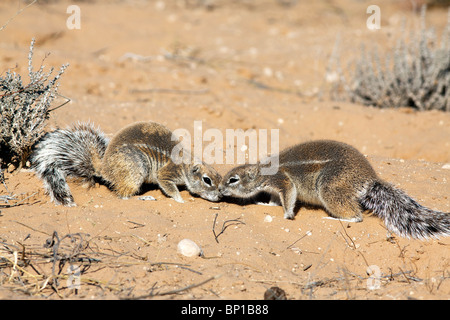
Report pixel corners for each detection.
[212,213,245,243]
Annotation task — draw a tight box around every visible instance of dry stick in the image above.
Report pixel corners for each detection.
[43,231,104,296]
[339,266,356,300]
[0,0,37,31]
[1,192,39,208]
[130,88,209,95]
[337,220,357,249]
[44,232,93,272]
[2,234,166,296]
[13,220,52,236]
[337,220,370,267]
[0,195,16,206]
[286,231,311,250]
[1,169,15,206]
[303,232,338,298]
[128,274,221,299]
[126,220,146,229]
[0,168,11,195]
[246,78,303,97]
[130,234,151,246]
[47,94,71,113]
[303,266,422,295]
[212,213,246,243]
[170,276,219,297]
[163,52,206,65]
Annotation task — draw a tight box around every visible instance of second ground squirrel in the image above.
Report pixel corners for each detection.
[219,140,450,239]
[32,121,222,206]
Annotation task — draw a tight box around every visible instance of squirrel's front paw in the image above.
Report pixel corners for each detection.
[284,211,295,220]
[173,195,185,203]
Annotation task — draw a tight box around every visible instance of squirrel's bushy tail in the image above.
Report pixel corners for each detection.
[31,122,109,206]
[359,181,450,239]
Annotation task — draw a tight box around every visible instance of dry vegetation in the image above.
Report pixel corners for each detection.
[1,217,446,299]
[328,6,450,111]
[0,39,68,168]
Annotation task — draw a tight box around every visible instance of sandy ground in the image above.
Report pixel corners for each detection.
[0,0,449,300]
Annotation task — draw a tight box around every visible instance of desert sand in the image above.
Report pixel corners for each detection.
[0,0,449,300]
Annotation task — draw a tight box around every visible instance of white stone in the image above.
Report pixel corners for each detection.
[177,239,202,257]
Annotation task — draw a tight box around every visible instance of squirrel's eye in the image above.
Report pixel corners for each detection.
[202,176,212,186]
[228,177,239,184]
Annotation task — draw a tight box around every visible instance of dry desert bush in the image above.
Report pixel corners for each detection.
[0,39,68,168]
[328,6,450,112]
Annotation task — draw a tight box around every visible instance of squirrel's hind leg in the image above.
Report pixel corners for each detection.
[103,149,147,199]
[318,186,363,222]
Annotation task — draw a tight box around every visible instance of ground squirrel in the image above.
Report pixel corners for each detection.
[219,140,450,239]
[32,121,222,206]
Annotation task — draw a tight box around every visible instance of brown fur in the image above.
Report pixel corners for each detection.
[32,121,221,206]
[219,140,450,239]
[220,140,376,220]
[99,122,222,202]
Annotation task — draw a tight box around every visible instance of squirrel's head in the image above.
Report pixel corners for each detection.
[219,164,261,198]
[185,163,222,202]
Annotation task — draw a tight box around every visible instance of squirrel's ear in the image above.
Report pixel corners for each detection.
[191,164,200,173]
[246,166,259,180]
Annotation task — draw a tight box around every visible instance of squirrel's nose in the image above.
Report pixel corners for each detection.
[219,184,231,196]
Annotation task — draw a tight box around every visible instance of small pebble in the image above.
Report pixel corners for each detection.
[177,239,202,257]
[139,195,156,201]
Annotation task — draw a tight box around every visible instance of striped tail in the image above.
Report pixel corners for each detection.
[31,122,109,206]
[359,181,450,239]
[39,165,76,206]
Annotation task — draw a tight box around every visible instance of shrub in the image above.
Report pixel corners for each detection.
[328,6,449,112]
[0,39,68,168]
